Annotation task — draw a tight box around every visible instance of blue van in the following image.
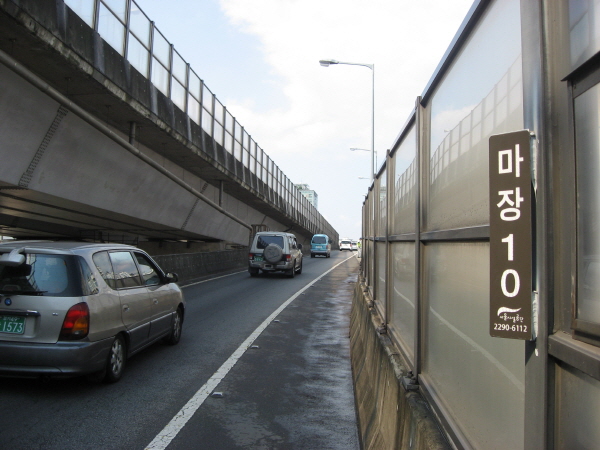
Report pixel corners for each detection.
[311,234,331,258]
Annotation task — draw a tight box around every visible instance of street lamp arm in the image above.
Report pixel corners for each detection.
[319,59,373,70]
[350,148,377,154]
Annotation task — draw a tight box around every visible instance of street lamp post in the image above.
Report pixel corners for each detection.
[319,59,375,183]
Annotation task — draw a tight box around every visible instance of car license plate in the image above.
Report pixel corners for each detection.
[0,315,25,334]
[254,255,263,262]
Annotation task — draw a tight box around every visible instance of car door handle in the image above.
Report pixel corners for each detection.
[123,305,130,312]
[153,299,158,305]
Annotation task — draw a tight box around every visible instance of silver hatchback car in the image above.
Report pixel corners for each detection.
[0,241,184,382]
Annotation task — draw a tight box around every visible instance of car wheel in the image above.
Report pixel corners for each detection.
[105,334,126,383]
[264,243,284,263]
[311,253,315,258]
[297,259,303,274]
[287,264,296,278]
[164,307,183,345]
[249,268,259,277]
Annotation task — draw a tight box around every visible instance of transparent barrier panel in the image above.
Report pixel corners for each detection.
[130,2,150,45]
[201,108,212,135]
[98,3,125,55]
[575,83,600,324]
[427,0,523,231]
[225,132,233,154]
[151,59,169,96]
[375,241,386,310]
[214,100,224,125]
[389,242,415,361]
[569,0,600,70]
[188,96,200,125]
[65,0,95,26]
[153,30,170,68]
[171,80,186,111]
[234,141,242,161]
[377,170,387,237]
[556,362,600,449]
[392,126,416,235]
[425,242,524,449]
[103,0,126,22]
[189,73,201,100]
[127,35,149,77]
[213,122,223,145]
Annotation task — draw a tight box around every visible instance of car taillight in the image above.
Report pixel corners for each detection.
[59,302,89,340]
[249,253,254,260]
[284,254,291,261]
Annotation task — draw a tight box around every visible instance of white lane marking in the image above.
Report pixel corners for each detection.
[145,255,355,450]
[179,252,358,288]
[180,270,246,288]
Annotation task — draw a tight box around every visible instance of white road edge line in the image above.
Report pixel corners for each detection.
[145,254,355,450]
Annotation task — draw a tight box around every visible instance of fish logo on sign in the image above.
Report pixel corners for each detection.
[497,307,521,316]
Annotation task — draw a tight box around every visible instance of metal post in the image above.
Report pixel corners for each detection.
[319,59,375,182]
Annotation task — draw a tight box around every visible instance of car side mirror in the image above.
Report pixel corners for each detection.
[166,272,179,283]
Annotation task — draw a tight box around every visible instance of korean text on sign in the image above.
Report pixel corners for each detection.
[489,130,533,340]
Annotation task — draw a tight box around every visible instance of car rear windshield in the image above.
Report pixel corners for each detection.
[312,236,327,244]
[256,235,284,249]
[0,253,88,297]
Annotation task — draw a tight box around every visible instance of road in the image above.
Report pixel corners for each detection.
[0,251,360,450]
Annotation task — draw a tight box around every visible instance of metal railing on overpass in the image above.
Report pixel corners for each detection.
[62,0,334,239]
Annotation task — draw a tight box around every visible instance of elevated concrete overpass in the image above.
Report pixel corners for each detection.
[0,0,338,253]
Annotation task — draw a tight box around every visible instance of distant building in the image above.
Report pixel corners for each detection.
[295,184,318,209]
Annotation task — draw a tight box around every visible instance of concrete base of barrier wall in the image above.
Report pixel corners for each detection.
[350,279,450,450]
[152,249,247,284]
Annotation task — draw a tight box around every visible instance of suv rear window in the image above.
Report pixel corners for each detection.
[0,253,85,297]
[256,235,284,249]
[312,236,327,244]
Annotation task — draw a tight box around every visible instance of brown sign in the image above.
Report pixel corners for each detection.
[489,130,533,340]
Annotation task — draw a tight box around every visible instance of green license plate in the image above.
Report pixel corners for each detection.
[0,315,25,334]
[254,255,263,262]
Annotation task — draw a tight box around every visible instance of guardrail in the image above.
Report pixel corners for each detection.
[63,0,333,238]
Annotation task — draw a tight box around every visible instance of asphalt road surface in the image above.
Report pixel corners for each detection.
[0,251,360,450]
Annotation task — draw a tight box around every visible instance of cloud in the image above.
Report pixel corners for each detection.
[215,0,473,238]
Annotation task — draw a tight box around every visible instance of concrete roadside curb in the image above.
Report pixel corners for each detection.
[350,278,450,450]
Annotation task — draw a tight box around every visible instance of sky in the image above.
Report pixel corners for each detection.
[136,0,474,240]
